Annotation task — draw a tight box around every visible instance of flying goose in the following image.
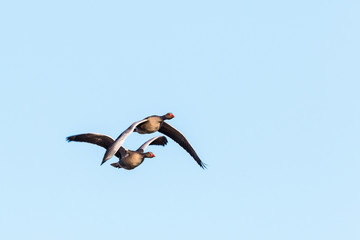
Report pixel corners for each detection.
[67,133,167,170]
[102,113,206,168]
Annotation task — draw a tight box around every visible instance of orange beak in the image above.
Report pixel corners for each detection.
[170,113,175,118]
[151,153,155,157]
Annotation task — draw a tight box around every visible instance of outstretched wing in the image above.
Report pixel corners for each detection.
[158,122,206,168]
[66,133,125,159]
[102,119,148,165]
[67,133,114,148]
[137,136,168,153]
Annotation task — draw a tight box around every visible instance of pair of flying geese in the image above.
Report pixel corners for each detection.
[67,113,206,170]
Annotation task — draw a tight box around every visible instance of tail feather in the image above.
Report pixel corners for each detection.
[111,162,122,168]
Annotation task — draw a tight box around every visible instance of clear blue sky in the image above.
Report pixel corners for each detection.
[0,1,359,239]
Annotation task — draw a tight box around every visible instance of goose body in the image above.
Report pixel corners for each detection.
[134,115,164,134]
[67,133,167,170]
[111,151,152,170]
[103,113,206,168]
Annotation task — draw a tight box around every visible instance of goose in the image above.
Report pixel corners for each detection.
[102,113,206,168]
[67,133,167,170]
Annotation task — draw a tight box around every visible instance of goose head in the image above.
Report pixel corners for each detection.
[163,113,175,120]
[144,152,155,158]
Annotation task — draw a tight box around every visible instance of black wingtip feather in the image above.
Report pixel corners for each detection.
[157,136,168,146]
[200,162,207,169]
[100,158,106,166]
[149,136,168,146]
[162,136,168,146]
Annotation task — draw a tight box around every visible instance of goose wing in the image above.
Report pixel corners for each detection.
[102,119,148,165]
[66,133,125,158]
[137,136,168,153]
[158,122,206,168]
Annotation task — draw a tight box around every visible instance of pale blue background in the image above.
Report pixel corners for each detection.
[0,1,359,239]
